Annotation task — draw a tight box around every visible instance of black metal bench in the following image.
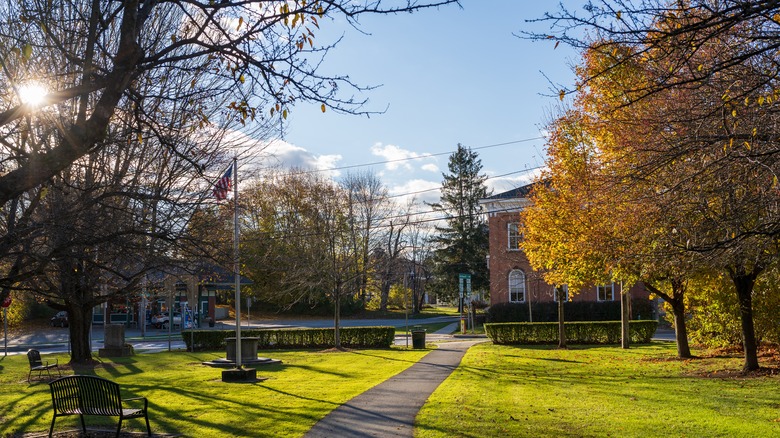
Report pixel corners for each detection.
[48,375,151,437]
[27,349,61,383]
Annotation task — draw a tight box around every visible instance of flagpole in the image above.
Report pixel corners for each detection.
[232,157,242,368]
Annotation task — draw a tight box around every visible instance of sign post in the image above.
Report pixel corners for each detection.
[458,274,471,334]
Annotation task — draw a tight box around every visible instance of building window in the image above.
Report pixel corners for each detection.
[597,283,615,301]
[508,223,522,250]
[554,285,569,302]
[509,270,526,303]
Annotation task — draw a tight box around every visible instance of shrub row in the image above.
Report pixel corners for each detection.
[485,320,658,345]
[485,298,655,323]
[182,326,395,351]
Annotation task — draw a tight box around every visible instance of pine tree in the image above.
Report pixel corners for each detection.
[428,144,490,301]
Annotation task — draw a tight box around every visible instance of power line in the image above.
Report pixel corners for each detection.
[237,202,529,244]
[257,136,544,176]
[386,167,542,200]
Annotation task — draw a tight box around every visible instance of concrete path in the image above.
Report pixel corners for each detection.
[304,338,483,438]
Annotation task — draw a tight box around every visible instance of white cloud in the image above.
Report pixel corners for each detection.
[371,143,416,170]
[252,138,343,178]
[389,178,441,207]
[370,143,438,172]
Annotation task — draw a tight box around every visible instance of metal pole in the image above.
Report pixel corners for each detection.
[233,158,242,368]
[405,272,409,348]
[167,292,172,351]
[140,277,147,338]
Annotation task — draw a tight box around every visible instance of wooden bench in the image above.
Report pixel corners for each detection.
[27,349,61,383]
[48,375,151,437]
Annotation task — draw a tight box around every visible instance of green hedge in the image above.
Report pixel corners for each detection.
[183,326,395,351]
[485,298,656,323]
[485,320,658,345]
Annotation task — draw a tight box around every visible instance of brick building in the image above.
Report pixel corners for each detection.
[479,184,649,306]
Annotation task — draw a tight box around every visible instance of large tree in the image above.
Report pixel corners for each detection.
[527,2,780,369]
[0,0,459,358]
[342,170,392,306]
[428,144,490,302]
[2,59,237,362]
[0,0,459,206]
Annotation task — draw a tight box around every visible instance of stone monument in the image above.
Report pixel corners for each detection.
[98,324,134,357]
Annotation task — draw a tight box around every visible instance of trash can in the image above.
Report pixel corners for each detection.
[411,326,426,349]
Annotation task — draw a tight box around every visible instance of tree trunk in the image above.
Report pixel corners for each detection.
[556,286,566,349]
[68,303,96,364]
[670,294,692,359]
[334,291,341,349]
[730,270,760,371]
[621,287,630,349]
[379,278,391,311]
[644,279,691,359]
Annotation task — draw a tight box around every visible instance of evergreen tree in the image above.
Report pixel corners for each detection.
[428,144,490,302]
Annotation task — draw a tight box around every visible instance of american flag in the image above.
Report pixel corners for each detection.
[213,166,232,201]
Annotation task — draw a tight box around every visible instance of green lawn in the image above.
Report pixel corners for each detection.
[0,348,429,437]
[4,342,778,437]
[416,342,780,437]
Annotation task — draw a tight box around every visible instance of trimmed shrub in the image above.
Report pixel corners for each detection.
[485,298,655,323]
[485,320,658,345]
[183,326,395,351]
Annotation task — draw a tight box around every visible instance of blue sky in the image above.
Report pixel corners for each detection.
[259,1,580,206]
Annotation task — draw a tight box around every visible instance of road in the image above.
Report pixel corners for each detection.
[1,315,461,356]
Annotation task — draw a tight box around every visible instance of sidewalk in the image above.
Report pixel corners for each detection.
[304,338,484,438]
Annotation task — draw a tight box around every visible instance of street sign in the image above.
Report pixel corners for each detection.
[458,274,471,298]
[1,296,10,308]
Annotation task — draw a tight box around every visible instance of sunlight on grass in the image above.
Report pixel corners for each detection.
[416,343,780,437]
[0,348,429,436]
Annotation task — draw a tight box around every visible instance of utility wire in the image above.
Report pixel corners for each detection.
[253,136,544,176]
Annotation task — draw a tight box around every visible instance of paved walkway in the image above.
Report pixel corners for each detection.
[305,324,483,438]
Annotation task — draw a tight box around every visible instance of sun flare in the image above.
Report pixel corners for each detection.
[18,83,48,106]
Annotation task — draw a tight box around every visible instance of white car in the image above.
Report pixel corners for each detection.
[151,312,181,329]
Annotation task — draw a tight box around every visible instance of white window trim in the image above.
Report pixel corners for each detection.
[507,222,521,251]
[596,283,615,301]
[508,269,526,303]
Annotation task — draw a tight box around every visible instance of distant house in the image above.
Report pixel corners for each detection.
[479,184,650,307]
[92,264,253,327]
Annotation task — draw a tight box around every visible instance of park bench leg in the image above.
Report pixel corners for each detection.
[48,415,56,437]
[80,413,86,434]
[145,413,151,436]
[115,418,122,438]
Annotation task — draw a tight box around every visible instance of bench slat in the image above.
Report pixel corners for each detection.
[49,375,151,437]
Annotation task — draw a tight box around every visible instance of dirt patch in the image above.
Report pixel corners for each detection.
[686,367,780,379]
[317,347,353,353]
[642,345,780,378]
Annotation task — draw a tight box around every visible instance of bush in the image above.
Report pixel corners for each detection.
[684,271,780,348]
[485,298,655,323]
[183,326,395,351]
[485,320,658,345]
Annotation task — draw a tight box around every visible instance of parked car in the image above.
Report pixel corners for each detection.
[151,312,182,329]
[50,311,68,327]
